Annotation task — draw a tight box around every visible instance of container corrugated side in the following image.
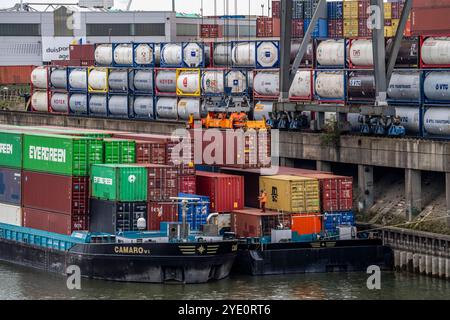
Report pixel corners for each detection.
[0,203,22,226]
[104,139,136,164]
[0,131,23,169]
[22,207,87,235]
[90,164,148,202]
[0,167,22,206]
[22,133,92,176]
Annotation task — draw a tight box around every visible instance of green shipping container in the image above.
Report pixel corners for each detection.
[22,133,100,176]
[88,139,105,166]
[90,164,148,201]
[104,139,136,164]
[0,131,23,169]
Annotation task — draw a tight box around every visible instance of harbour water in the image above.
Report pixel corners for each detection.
[1,261,449,300]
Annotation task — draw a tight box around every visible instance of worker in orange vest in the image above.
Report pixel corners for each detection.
[258,190,268,213]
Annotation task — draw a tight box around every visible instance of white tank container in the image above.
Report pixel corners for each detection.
[108,95,130,116]
[423,71,450,101]
[161,43,182,66]
[31,91,48,112]
[134,70,154,92]
[50,93,69,113]
[89,95,108,114]
[177,71,200,95]
[178,98,202,120]
[50,69,67,89]
[254,101,274,120]
[95,44,113,65]
[424,107,450,136]
[69,94,88,114]
[155,70,176,93]
[349,39,373,67]
[232,42,256,67]
[154,45,161,66]
[256,41,279,68]
[202,70,224,95]
[183,43,204,67]
[134,96,154,118]
[156,97,178,119]
[289,70,312,99]
[421,37,450,66]
[253,71,279,96]
[213,43,232,66]
[317,39,345,66]
[88,69,108,91]
[68,69,87,90]
[395,107,421,133]
[226,70,248,94]
[388,71,421,101]
[315,72,345,99]
[31,67,48,89]
[113,44,133,65]
[134,43,154,65]
[108,70,132,91]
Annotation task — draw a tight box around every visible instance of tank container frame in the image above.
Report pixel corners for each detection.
[155,96,180,121]
[313,69,347,104]
[420,105,450,140]
[224,69,251,97]
[176,68,201,97]
[231,40,257,69]
[88,67,109,93]
[154,67,177,97]
[387,69,423,105]
[289,69,314,102]
[112,43,134,67]
[422,69,450,105]
[67,67,88,93]
[211,42,232,68]
[88,93,109,118]
[313,38,347,69]
[107,92,133,119]
[252,69,280,101]
[108,67,133,94]
[255,40,280,69]
[132,94,156,120]
[49,91,69,115]
[346,69,376,105]
[347,37,374,70]
[419,35,450,69]
[133,42,157,68]
[131,68,155,96]
[68,92,89,116]
[48,66,68,92]
[94,43,113,67]
[160,42,183,68]
[30,89,51,113]
[182,42,207,68]
[201,68,226,97]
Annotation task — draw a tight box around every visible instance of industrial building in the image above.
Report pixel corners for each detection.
[0,1,257,66]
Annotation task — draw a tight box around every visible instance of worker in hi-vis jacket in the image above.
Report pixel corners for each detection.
[259,190,268,213]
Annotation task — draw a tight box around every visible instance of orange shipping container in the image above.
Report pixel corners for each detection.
[0,65,35,85]
[291,213,322,236]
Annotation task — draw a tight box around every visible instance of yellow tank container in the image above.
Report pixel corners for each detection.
[259,175,320,213]
[343,1,359,19]
[343,19,359,38]
[384,3,392,20]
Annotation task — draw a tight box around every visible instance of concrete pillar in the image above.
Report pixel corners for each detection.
[412,253,419,273]
[358,165,374,212]
[400,251,407,271]
[446,173,450,227]
[316,161,331,172]
[394,250,400,271]
[317,112,325,130]
[405,169,422,221]
[426,255,432,276]
[439,257,446,278]
[406,252,413,273]
[419,255,426,274]
[446,259,450,280]
[432,257,439,277]
[280,158,295,168]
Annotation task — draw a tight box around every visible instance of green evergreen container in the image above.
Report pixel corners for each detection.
[22,133,100,176]
[0,130,23,169]
[103,139,136,164]
[90,164,148,201]
[88,139,105,166]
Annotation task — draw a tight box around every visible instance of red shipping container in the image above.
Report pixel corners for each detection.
[178,175,196,194]
[358,0,370,19]
[196,172,244,213]
[70,44,82,60]
[256,17,280,37]
[147,202,178,230]
[81,44,95,61]
[22,171,89,215]
[0,65,35,85]
[358,19,373,37]
[231,208,290,238]
[136,140,168,165]
[292,19,304,38]
[200,24,220,38]
[80,60,95,67]
[272,0,281,18]
[23,208,88,235]
[291,213,322,235]
[138,164,179,201]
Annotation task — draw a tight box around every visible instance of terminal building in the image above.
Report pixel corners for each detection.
[0,1,257,66]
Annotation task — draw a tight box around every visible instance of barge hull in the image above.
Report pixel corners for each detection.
[233,240,394,275]
[0,238,237,284]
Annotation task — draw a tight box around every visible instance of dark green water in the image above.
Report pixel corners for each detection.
[0,261,449,300]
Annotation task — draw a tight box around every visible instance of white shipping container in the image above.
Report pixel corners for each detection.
[0,203,22,226]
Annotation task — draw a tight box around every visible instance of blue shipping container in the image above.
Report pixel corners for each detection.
[304,18,328,38]
[323,211,355,232]
[178,193,210,231]
[327,1,344,20]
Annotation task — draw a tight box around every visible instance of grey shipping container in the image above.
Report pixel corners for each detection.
[0,167,21,205]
